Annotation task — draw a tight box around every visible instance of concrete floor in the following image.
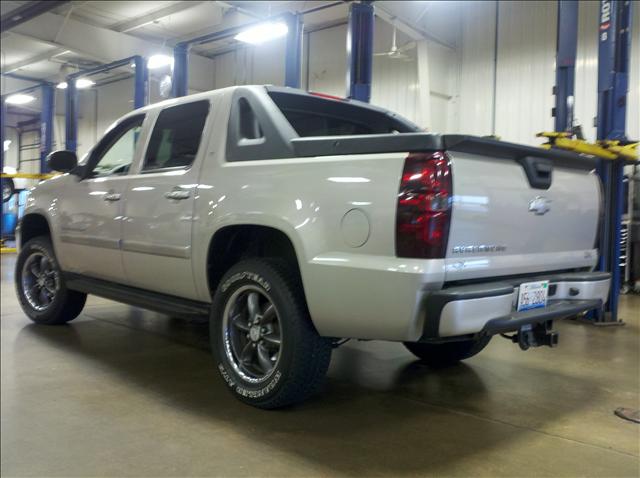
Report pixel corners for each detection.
[1,254,639,477]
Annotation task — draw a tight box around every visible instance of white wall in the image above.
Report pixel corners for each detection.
[458,1,496,137]
[459,0,640,145]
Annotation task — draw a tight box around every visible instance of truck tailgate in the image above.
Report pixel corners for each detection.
[444,145,600,282]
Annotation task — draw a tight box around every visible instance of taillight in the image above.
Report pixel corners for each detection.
[396,151,452,259]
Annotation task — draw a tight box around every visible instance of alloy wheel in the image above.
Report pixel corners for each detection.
[21,252,59,311]
[222,285,282,383]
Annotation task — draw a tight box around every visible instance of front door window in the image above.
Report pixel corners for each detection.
[88,116,144,178]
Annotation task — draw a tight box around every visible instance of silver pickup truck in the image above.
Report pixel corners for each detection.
[15,85,610,408]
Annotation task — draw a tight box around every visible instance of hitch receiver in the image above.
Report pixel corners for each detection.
[512,321,559,350]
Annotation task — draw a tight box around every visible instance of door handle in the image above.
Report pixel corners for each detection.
[104,192,121,202]
[164,189,191,200]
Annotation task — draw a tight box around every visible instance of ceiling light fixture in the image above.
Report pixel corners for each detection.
[147,54,174,69]
[56,78,96,89]
[5,94,36,105]
[76,78,95,89]
[234,21,288,45]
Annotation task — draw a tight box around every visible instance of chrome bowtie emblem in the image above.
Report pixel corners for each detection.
[529,196,551,215]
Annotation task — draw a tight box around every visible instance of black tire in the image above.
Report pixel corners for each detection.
[210,258,332,409]
[403,336,491,367]
[15,236,86,325]
[2,177,15,203]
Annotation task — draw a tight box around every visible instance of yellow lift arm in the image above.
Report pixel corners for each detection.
[537,131,639,162]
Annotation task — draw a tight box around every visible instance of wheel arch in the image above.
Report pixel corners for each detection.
[18,213,52,249]
[205,224,306,302]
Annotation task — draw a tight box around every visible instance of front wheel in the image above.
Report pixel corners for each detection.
[210,258,332,409]
[403,336,491,367]
[15,236,87,325]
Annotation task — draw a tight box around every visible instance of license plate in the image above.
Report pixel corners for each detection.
[517,280,549,311]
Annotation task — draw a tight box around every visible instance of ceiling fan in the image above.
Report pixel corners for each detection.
[374,24,415,61]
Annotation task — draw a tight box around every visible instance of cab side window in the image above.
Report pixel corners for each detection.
[88,115,144,178]
[142,101,210,172]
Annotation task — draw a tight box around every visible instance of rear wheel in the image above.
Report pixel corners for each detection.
[15,236,86,325]
[403,336,491,367]
[210,258,332,409]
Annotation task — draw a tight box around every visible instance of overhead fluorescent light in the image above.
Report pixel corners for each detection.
[234,21,288,45]
[147,54,174,69]
[76,78,95,89]
[56,78,96,90]
[5,94,35,105]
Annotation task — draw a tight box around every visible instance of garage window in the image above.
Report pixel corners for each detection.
[142,100,210,172]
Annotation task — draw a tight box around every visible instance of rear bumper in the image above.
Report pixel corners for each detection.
[423,272,610,339]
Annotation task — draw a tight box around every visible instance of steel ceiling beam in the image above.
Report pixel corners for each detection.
[373,4,455,50]
[0,1,69,32]
[8,11,216,92]
[111,1,206,33]
[1,47,70,74]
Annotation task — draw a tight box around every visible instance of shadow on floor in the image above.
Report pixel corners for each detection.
[15,313,601,475]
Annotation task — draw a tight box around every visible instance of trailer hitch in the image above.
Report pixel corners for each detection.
[503,321,559,350]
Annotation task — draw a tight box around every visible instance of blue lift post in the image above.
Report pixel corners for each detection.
[1,95,6,172]
[65,55,148,152]
[39,83,54,173]
[595,0,633,323]
[284,12,303,89]
[346,1,374,102]
[172,44,189,98]
[553,0,579,133]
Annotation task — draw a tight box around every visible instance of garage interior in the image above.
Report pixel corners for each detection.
[1,1,639,477]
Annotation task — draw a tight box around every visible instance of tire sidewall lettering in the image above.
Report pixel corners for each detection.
[221,271,271,294]
[218,363,283,399]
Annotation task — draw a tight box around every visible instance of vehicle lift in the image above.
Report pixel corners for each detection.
[543,0,637,324]
[1,80,56,252]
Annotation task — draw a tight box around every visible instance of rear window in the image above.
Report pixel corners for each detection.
[268,91,419,137]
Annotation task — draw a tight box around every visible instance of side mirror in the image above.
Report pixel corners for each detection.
[47,150,78,173]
